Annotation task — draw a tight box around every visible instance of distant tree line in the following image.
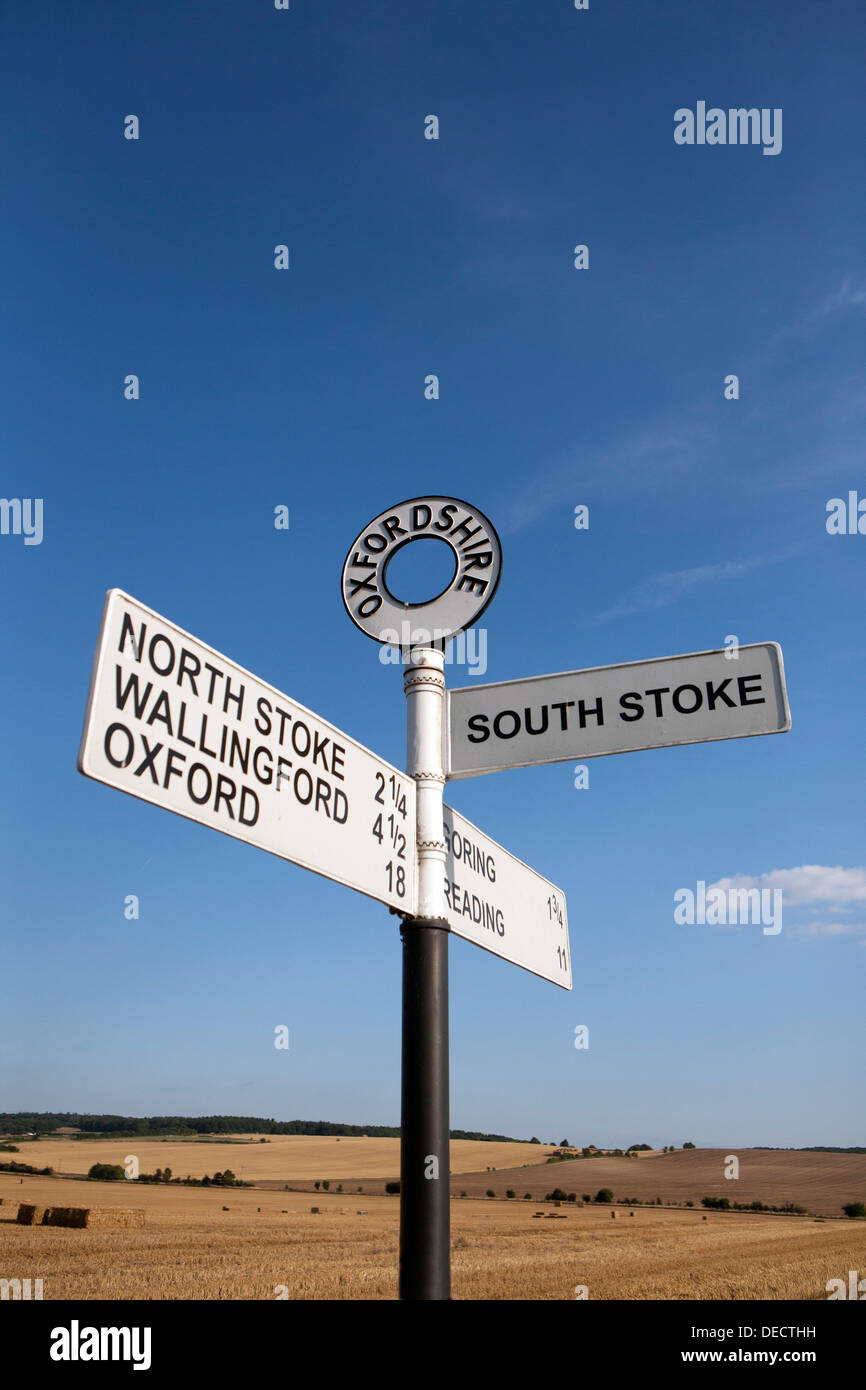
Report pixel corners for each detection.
[1,1113,519,1142]
[87,1162,250,1187]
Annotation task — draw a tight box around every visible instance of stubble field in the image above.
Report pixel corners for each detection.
[2,1174,863,1301]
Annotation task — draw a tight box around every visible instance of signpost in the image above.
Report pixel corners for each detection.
[78,495,790,1304]
[78,590,416,913]
[443,805,571,989]
[447,644,790,779]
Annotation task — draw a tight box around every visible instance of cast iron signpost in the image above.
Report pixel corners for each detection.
[78,493,790,1304]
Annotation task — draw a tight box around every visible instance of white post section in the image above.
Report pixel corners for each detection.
[404,647,447,919]
[399,645,450,1299]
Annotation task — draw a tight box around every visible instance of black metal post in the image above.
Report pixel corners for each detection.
[399,917,450,1300]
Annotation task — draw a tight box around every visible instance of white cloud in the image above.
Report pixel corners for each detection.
[709,866,866,906]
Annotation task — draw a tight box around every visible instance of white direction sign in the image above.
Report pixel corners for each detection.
[447,643,790,778]
[442,805,571,990]
[79,590,416,913]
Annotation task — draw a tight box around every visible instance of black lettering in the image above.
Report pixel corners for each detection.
[672,683,702,714]
[312,730,330,769]
[350,551,376,570]
[275,705,293,746]
[118,611,145,661]
[332,789,349,824]
[524,705,549,736]
[349,573,378,599]
[294,767,314,805]
[495,909,505,937]
[291,720,312,758]
[177,702,195,746]
[551,700,574,731]
[738,674,765,706]
[411,504,431,530]
[464,550,493,571]
[177,647,200,695]
[148,634,175,677]
[204,661,222,704]
[456,574,487,596]
[198,713,217,758]
[255,696,273,736]
[434,504,457,532]
[331,743,346,780]
[705,677,736,710]
[644,687,669,717]
[163,746,186,788]
[450,517,483,546]
[357,595,382,617]
[314,779,332,816]
[222,675,244,720]
[466,714,489,744]
[577,697,604,727]
[238,786,259,826]
[187,762,212,804]
[228,730,250,774]
[619,692,644,721]
[275,755,292,790]
[133,735,162,783]
[493,710,521,739]
[214,773,237,819]
[362,531,388,553]
[115,666,153,720]
[104,722,134,768]
[253,745,273,785]
[147,689,174,734]
[382,516,407,543]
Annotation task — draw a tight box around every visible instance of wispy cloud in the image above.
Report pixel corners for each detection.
[586,548,801,625]
[796,920,866,938]
[772,275,866,346]
[499,276,866,537]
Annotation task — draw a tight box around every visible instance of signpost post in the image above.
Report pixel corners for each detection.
[78,493,790,1304]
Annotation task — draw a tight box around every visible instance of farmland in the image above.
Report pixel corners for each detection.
[1,1134,553,1183]
[2,1174,863,1300]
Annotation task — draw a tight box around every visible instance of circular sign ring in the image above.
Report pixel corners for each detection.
[341,495,502,646]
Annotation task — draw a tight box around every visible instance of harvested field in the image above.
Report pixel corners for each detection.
[1,1175,864,1301]
[446,1148,866,1218]
[11,1135,554,1184]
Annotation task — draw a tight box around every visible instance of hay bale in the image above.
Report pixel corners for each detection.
[42,1206,144,1229]
[43,1207,88,1228]
[16,1204,44,1225]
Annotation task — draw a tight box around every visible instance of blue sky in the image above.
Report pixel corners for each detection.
[2,0,864,1147]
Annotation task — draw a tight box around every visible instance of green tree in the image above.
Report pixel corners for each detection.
[683,1141,696,1149]
[594,1188,614,1204]
[842,1201,866,1219]
[530,1137,540,1144]
[506,1189,515,1199]
[87,1162,125,1182]
[321,1180,330,1191]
